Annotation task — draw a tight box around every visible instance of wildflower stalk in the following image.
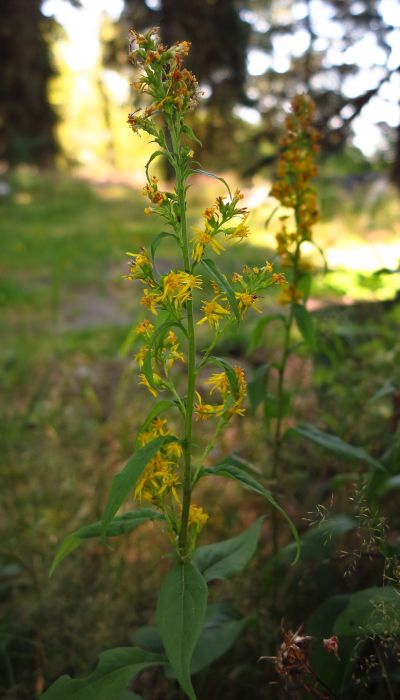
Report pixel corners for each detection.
[268,96,320,553]
[45,29,301,700]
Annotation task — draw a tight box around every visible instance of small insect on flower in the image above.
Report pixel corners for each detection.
[236,291,262,317]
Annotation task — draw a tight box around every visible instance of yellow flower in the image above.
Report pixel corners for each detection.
[236,292,262,317]
[205,371,229,397]
[165,441,183,460]
[194,391,224,420]
[229,365,247,416]
[191,226,224,262]
[161,271,202,307]
[272,272,286,285]
[152,417,169,435]
[225,213,250,241]
[135,319,154,337]
[188,504,209,529]
[134,346,148,367]
[139,373,159,397]
[134,452,180,504]
[141,288,159,315]
[197,296,230,328]
[277,285,303,306]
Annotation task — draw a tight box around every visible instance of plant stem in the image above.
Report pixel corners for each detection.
[271,239,301,555]
[168,117,196,558]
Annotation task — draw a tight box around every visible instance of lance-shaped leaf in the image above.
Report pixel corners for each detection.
[41,647,164,700]
[193,517,264,582]
[50,510,164,576]
[150,231,177,266]
[293,304,316,350]
[145,149,165,179]
[101,436,175,538]
[191,169,232,198]
[200,461,299,562]
[132,603,248,677]
[189,602,248,675]
[248,314,285,354]
[156,562,207,700]
[182,124,202,146]
[201,258,240,323]
[290,423,384,471]
[334,586,400,637]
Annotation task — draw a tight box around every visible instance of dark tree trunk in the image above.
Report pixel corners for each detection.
[0,0,58,167]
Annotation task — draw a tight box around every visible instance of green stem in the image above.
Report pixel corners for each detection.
[168,116,196,558]
[271,237,301,555]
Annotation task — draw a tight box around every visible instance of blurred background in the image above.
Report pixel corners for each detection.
[1,1,400,699]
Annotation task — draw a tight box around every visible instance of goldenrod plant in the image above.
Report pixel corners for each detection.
[248,95,321,553]
[43,29,298,700]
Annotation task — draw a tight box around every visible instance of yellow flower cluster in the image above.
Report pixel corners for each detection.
[134,419,209,548]
[196,259,282,326]
[195,365,247,420]
[141,175,168,213]
[135,418,183,505]
[126,252,203,317]
[127,27,200,130]
[134,327,184,398]
[270,94,320,299]
[191,189,250,263]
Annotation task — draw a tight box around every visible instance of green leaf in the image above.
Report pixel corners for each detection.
[101,436,174,538]
[266,515,357,570]
[334,586,400,636]
[156,562,207,700]
[377,474,400,496]
[193,517,264,582]
[142,320,181,390]
[182,124,202,146]
[290,423,384,471]
[135,400,175,448]
[145,149,164,178]
[200,462,299,562]
[132,603,247,677]
[191,169,232,198]
[50,510,164,576]
[190,602,247,675]
[41,648,164,700]
[293,304,316,350]
[248,313,285,354]
[201,258,240,323]
[247,365,269,412]
[297,273,312,302]
[307,595,354,694]
[150,232,177,266]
